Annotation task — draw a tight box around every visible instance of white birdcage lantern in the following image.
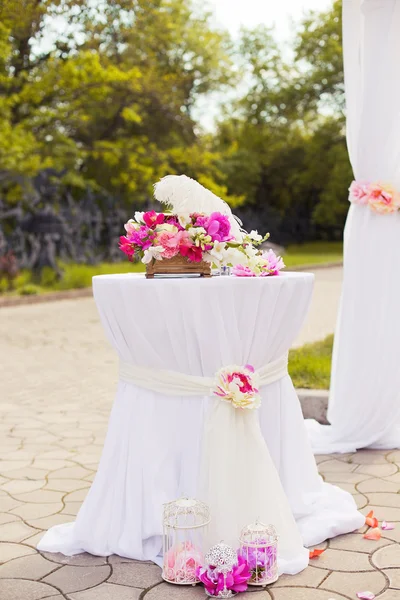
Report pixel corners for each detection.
[238,521,278,586]
[162,497,210,585]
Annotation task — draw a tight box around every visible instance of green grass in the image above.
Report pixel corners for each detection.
[284,241,343,268]
[1,261,145,296]
[289,335,333,390]
[0,241,342,296]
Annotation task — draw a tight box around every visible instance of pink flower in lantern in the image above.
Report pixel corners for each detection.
[214,364,261,410]
[164,541,203,583]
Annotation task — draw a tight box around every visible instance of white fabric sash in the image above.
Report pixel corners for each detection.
[119,354,289,396]
[119,354,308,572]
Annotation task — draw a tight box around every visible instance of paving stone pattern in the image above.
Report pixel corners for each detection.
[2,284,400,599]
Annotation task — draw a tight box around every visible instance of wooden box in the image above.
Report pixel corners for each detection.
[145,254,212,278]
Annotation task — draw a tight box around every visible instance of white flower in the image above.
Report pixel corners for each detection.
[188,226,207,237]
[141,246,164,264]
[249,230,262,242]
[178,214,192,228]
[155,223,178,233]
[223,247,247,266]
[203,241,227,266]
[134,212,145,224]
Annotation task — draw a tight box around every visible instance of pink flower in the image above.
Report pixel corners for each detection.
[126,225,156,250]
[204,212,232,242]
[214,365,261,410]
[164,542,203,583]
[180,241,204,262]
[119,235,135,260]
[157,230,186,259]
[367,183,400,214]
[164,215,184,230]
[349,181,370,205]
[196,556,251,596]
[232,265,256,277]
[143,211,165,228]
[261,249,285,276]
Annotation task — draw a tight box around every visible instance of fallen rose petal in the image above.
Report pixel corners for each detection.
[363,527,381,540]
[357,592,375,600]
[382,521,395,530]
[365,511,378,528]
[309,548,325,559]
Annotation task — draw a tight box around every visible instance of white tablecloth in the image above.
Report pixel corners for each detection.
[38,273,364,573]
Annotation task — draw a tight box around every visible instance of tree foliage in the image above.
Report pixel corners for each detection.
[0,0,350,242]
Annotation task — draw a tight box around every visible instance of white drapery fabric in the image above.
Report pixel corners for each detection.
[306,0,400,454]
[120,354,308,572]
[38,274,364,573]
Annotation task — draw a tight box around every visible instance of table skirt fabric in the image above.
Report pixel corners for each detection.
[37,274,364,574]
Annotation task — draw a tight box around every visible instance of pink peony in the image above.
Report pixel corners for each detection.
[143,211,165,228]
[348,181,370,205]
[157,230,187,259]
[367,183,400,214]
[204,212,232,242]
[232,264,256,277]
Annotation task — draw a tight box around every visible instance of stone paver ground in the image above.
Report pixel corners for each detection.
[3,269,400,600]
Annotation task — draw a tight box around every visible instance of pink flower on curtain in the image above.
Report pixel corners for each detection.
[214,364,261,409]
[348,181,370,205]
[367,183,400,214]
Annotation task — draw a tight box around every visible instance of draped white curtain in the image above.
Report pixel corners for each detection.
[307,0,400,453]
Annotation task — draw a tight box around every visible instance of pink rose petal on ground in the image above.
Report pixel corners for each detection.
[357,592,375,600]
[382,521,395,530]
[363,527,381,541]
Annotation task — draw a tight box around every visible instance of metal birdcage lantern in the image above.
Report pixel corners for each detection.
[238,521,278,586]
[162,497,210,585]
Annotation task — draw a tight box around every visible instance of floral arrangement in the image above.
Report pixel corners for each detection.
[163,541,203,584]
[214,365,261,410]
[196,555,251,596]
[349,181,400,214]
[119,210,284,276]
[238,542,277,585]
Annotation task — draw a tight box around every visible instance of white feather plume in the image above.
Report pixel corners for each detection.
[153,174,243,240]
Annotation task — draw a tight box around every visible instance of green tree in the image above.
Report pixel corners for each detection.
[0,0,235,203]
